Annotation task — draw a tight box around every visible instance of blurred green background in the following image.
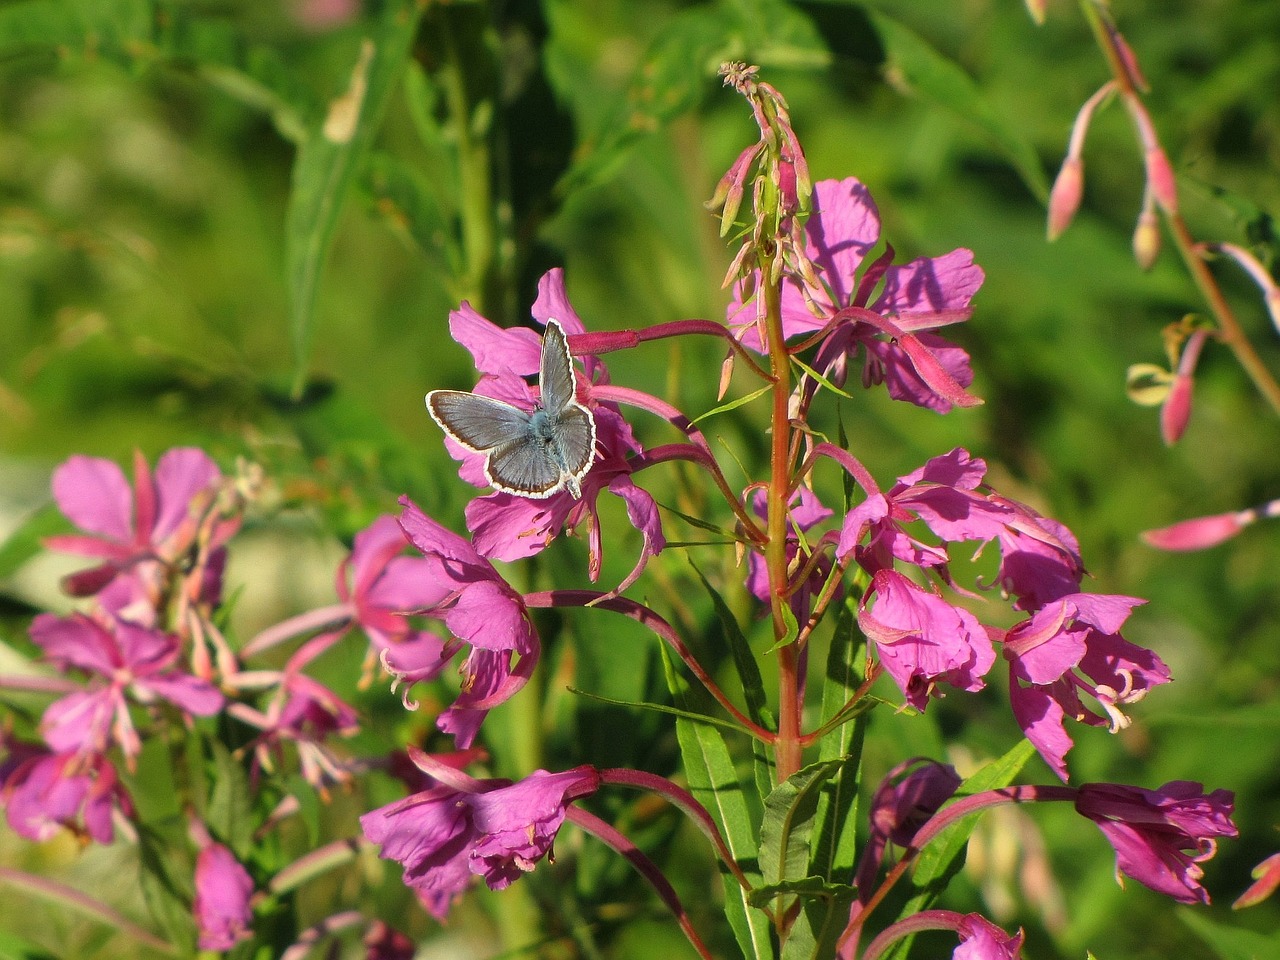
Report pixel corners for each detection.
[2,0,1279,958]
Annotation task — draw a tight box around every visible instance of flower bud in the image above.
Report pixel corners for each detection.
[1047,155,1083,241]
[1141,511,1252,551]
[1159,370,1192,445]
[1024,0,1047,25]
[1133,203,1160,270]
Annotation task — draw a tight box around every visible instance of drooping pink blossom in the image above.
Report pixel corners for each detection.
[727,178,984,412]
[439,270,664,587]
[855,759,961,898]
[857,569,995,711]
[360,749,599,919]
[1074,781,1237,904]
[952,914,1024,960]
[45,448,235,598]
[194,840,255,951]
[392,497,540,747]
[30,612,223,764]
[338,514,450,677]
[3,750,132,844]
[999,593,1167,781]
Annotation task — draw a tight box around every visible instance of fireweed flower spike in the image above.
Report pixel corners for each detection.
[360,748,600,920]
[435,269,664,589]
[45,447,237,598]
[727,177,984,413]
[389,497,540,747]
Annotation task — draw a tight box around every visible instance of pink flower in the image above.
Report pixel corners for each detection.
[856,759,961,897]
[393,497,540,747]
[727,178,983,411]
[440,270,663,588]
[360,749,599,919]
[953,914,1024,960]
[30,612,224,764]
[857,570,995,711]
[999,593,1168,781]
[229,671,359,790]
[363,921,416,960]
[3,750,132,844]
[1074,781,1237,904]
[337,515,450,678]
[194,841,255,950]
[45,448,234,598]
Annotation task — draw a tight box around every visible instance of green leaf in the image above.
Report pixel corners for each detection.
[206,741,255,858]
[567,685,754,734]
[690,560,770,729]
[0,929,59,960]
[0,505,61,580]
[746,878,856,960]
[364,150,457,276]
[656,502,743,540]
[759,602,801,655]
[759,760,845,889]
[1180,908,1280,960]
[661,644,775,960]
[692,383,774,424]
[136,821,198,955]
[866,10,1049,202]
[883,739,1036,960]
[285,0,424,397]
[810,601,866,880]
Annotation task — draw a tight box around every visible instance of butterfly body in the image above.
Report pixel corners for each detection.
[426,320,597,499]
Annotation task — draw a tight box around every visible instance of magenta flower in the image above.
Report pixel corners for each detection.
[338,514,450,676]
[999,593,1168,781]
[393,497,540,747]
[858,569,995,711]
[360,749,600,919]
[3,750,132,844]
[727,177,983,411]
[194,841,255,950]
[952,914,1024,960]
[856,759,961,898]
[30,612,224,765]
[363,921,416,960]
[1074,781,1237,903]
[745,485,835,621]
[441,269,664,586]
[45,448,234,598]
[228,671,359,790]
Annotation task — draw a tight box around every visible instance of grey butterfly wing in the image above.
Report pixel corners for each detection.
[486,435,564,497]
[539,320,577,413]
[427,391,532,452]
[552,405,596,479]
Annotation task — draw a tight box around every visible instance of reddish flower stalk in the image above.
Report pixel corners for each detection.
[566,807,717,960]
[523,590,774,742]
[1079,0,1280,415]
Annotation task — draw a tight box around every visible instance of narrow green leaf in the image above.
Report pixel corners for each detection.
[692,383,774,424]
[866,10,1049,202]
[0,929,59,960]
[811,600,866,879]
[747,878,857,960]
[759,760,845,888]
[661,645,775,960]
[759,602,801,655]
[689,560,770,728]
[567,686,753,735]
[285,0,423,397]
[656,502,743,539]
[136,822,198,955]
[1179,908,1280,960]
[791,355,855,400]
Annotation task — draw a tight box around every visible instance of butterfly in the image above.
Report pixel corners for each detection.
[426,319,598,499]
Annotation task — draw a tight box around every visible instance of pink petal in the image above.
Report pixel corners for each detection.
[152,448,221,543]
[52,455,133,542]
[449,302,541,377]
[871,248,985,315]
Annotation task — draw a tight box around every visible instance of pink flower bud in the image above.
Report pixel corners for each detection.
[1142,511,1252,551]
[1047,156,1083,241]
[1144,146,1179,213]
[1160,370,1192,445]
[1234,852,1280,910]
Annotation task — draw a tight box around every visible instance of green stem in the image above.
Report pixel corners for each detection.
[439,13,496,312]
